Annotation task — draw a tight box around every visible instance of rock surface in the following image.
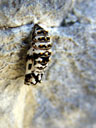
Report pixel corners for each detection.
[0,0,72,27]
[0,0,96,128]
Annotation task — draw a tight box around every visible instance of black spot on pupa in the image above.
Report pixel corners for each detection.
[37,30,48,35]
[25,74,32,83]
[47,51,51,56]
[41,56,50,63]
[32,72,41,83]
[39,45,46,49]
[38,37,45,41]
[37,66,47,70]
[26,55,33,61]
[47,37,50,40]
[46,37,50,41]
[28,64,32,70]
[48,44,52,48]
[33,53,40,59]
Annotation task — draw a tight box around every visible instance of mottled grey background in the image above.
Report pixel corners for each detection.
[0,0,96,128]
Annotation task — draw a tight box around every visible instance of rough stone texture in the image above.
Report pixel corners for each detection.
[0,0,72,27]
[0,0,96,128]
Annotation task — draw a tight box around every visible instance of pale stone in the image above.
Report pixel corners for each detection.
[0,0,96,128]
[0,0,72,27]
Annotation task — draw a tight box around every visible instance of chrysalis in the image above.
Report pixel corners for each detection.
[24,24,52,85]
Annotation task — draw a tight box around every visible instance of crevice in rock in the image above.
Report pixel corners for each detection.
[60,9,80,27]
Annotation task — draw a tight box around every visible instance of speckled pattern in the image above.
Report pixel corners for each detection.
[25,24,52,85]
